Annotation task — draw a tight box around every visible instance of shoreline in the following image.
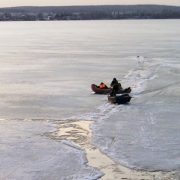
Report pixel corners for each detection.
[51,120,178,180]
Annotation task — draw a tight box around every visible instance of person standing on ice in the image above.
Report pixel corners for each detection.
[110,78,118,87]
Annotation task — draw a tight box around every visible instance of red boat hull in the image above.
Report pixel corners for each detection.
[91,84,131,94]
[91,84,111,94]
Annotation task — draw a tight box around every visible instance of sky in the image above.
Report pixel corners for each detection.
[0,0,180,7]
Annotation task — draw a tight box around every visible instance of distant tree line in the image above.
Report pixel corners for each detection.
[0,5,180,21]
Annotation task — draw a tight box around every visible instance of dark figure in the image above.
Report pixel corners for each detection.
[110,84,119,96]
[110,78,118,87]
[109,82,124,96]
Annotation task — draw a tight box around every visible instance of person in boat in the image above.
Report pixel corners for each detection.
[110,78,119,87]
[99,82,108,89]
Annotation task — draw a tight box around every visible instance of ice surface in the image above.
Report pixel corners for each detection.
[0,20,180,177]
[0,119,101,180]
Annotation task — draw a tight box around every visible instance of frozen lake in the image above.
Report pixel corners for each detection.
[0,20,180,179]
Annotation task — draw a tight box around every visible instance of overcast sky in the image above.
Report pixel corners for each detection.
[0,0,180,7]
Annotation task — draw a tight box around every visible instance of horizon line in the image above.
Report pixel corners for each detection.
[0,4,180,8]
